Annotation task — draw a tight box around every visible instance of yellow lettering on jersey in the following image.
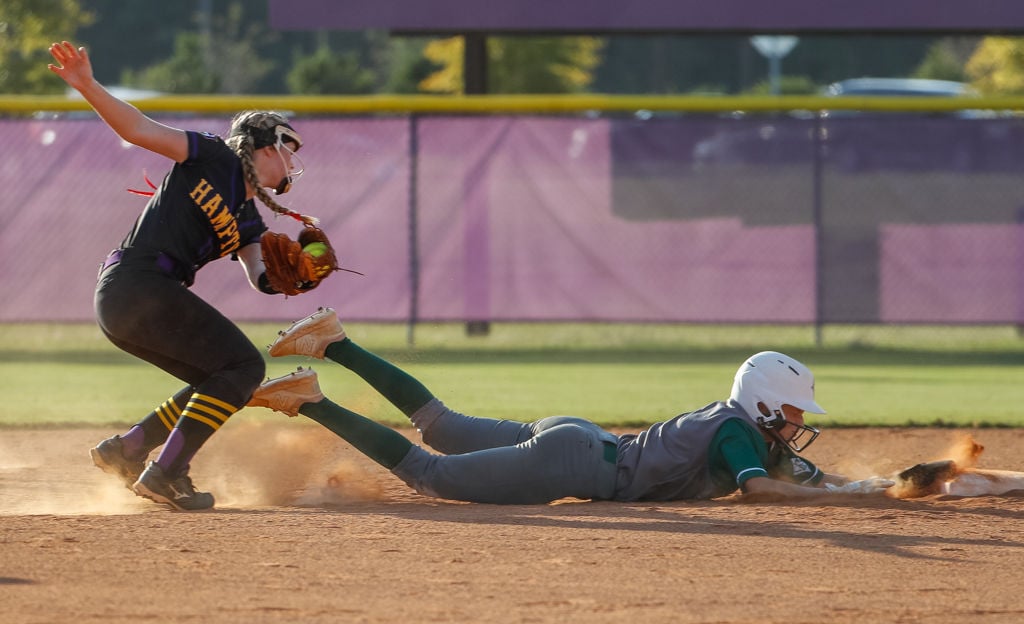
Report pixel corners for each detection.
[191,178,240,256]
[201,196,224,218]
[190,179,215,204]
[221,220,239,246]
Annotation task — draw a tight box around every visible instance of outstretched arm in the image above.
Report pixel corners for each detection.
[742,476,830,498]
[47,41,188,163]
[743,475,894,498]
[713,421,892,499]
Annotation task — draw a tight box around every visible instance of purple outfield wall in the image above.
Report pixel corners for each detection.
[1,114,1022,324]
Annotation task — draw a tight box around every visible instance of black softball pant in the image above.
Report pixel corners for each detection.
[94,263,265,409]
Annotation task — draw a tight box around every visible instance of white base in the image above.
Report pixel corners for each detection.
[941,470,1024,496]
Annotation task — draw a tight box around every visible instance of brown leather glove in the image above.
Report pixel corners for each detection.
[260,227,338,295]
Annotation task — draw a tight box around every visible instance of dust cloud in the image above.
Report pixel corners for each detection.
[0,420,396,515]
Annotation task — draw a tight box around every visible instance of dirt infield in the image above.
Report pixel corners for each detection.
[3,424,1024,623]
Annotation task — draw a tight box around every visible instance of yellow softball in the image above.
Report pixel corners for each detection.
[303,242,328,257]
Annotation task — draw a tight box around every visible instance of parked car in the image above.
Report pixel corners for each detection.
[822,77,997,120]
[821,77,1014,171]
[691,77,1024,171]
[824,77,975,98]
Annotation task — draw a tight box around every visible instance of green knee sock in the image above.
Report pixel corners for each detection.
[324,339,434,416]
[301,398,412,469]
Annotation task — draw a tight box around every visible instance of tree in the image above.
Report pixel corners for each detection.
[913,37,980,81]
[75,0,192,86]
[0,0,94,94]
[418,37,463,93]
[744,75,819,95]
[490,37,603,94]
[121,32,218,94]
[965,37,1024,94]
[286,35,376,94]
[383,37,443,94]
[207,2,275,94]
[591,35,940,95]
[120,1,273,94]
[419,36,604,94]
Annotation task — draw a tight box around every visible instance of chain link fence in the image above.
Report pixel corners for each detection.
[2,106,1022,343]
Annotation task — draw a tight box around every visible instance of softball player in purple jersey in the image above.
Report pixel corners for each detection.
[48,41,314,510]
[250,308,894,503]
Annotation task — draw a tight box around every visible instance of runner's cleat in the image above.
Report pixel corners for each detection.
[248,367,324,417]
[133,462,214,511]
[90,435,145,489]
[268,306,346,359]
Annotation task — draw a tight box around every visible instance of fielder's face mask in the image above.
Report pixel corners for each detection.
[270,124,304,195]
[249,122,305,195]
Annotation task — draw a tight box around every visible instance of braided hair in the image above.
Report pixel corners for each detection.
[226,110,316,226]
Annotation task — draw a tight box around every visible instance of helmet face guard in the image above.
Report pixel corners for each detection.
[273,123,303,152]
[246,120,303,151]
[729,351,826,453]
[232,114,305,194]
[757,407,821,452]
[268,124,304,195]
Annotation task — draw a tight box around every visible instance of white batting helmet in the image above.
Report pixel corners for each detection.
[730,351,825,450]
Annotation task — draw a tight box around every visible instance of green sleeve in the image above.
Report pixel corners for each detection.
[708,419,771,488]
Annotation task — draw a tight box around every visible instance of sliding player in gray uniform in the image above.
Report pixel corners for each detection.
[250,308,893,503]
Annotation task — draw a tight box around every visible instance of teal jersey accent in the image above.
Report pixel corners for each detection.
[708,419,823,494]
[708,419,770,492]
[614,400,753,500]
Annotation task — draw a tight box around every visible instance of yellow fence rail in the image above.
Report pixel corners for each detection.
[3,93,1024,114]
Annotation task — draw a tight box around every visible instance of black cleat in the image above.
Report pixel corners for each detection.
[133,462,215,511]
[90,435,145,489]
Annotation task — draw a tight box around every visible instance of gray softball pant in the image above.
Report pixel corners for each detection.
[390,399,619,504]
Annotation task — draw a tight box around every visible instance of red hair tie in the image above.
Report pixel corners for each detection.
[127,170,158,197]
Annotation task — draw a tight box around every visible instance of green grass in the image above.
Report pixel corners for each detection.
[2,322,1023,428]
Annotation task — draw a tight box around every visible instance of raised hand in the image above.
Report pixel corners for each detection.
[47,41,95,92]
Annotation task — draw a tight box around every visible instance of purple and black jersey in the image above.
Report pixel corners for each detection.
[119,131,267,284]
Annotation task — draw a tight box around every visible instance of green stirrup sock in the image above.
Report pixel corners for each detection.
[324,339,434,416]
[301,399,413,469]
